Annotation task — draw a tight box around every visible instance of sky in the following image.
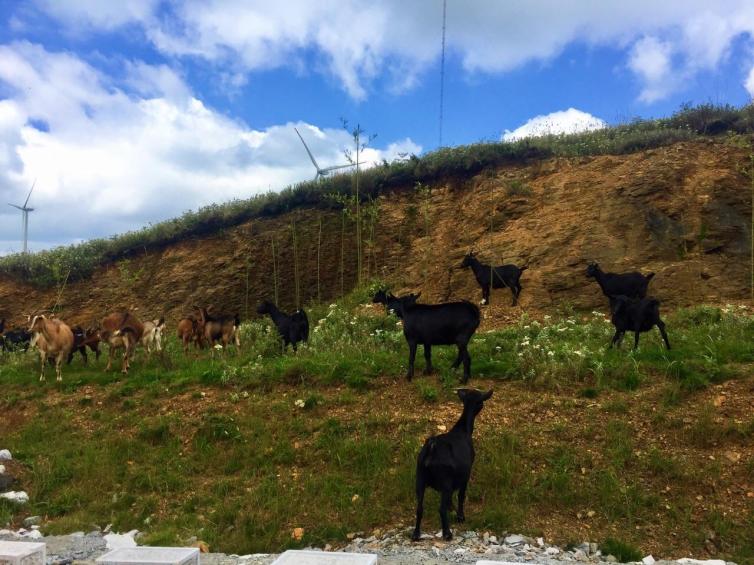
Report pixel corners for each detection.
[0,1,753,253]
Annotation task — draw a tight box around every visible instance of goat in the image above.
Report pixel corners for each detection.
[28,315,74,382]
[100,311,144,373]
[460,251,527,306]
[608,295,671,350]
[197,308,241,352]
[372,290,420,318]
[412,388,493,541]
[391,300,480,383]
[177,316,202,354]
[0,328,32,352]
[67,326,101,364]
[256,301,308,351]
[141,318,166,355]
[586,262,654,300]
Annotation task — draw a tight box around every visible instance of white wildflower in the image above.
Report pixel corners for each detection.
[294,399,305,408]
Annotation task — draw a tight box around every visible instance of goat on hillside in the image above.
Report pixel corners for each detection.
[100,311,144,373]
[28,314,74,382]
[177,316,203,354]
[256,301,308,351]
[141,318,166,355]
[391,300,480,383]
[608,295,671,350]
[586,262,654,300]
[1,328,32,352]
[197,308,241,353]
[412,388,493,541]
[460,251,527,306]
[372,290,420,318]
[67,326,101,364]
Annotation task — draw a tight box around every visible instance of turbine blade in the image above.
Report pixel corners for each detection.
[23,179,36,208]
[321,163,357,172]
[294,128,321,172]
[8,203,23,210]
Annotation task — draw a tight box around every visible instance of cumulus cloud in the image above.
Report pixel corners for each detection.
[25,0,754,102]
[501,108,606,142]
[0,42,420,252]
[628,36,676,103]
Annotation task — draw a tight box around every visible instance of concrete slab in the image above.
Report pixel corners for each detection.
[0,541,46,565]
[96,547,200,565]
[270,550,377,565]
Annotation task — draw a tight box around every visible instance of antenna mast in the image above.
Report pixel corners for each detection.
[439,0,447,148]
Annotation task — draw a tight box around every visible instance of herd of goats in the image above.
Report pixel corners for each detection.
[0,252,670,386]
[0,252,675,541]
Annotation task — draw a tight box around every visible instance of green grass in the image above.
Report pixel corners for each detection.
[1,102,753,288]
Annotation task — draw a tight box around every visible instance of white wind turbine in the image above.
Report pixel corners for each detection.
[294,127,355,181]
[8,180,36,254]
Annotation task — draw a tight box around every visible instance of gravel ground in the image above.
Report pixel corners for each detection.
[0,528,737,565]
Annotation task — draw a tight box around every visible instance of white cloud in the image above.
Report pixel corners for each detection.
[27,0,754,102]
[746,64,754,99]
[502,108,606,141]
[0,42,421,252]
[628,36,677,103]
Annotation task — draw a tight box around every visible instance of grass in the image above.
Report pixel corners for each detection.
[1,292,754,561]
[1,103,753,288]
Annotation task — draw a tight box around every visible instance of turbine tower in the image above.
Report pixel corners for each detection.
[294,127,355,181]
[8,180,36,254]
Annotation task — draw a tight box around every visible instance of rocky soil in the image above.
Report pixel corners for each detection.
[0,528,738,565]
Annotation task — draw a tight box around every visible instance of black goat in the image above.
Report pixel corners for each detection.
[257,301,309,350]
[67,326,102,364]
[392,300,480,383]
[1,328,32,352]
[372,290,420,318]
[608,295,670,350]
[586,262,654,300]
[412,388,493,541]
[460,252,527,306]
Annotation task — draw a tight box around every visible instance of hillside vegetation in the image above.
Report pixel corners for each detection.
[0,103,752,290]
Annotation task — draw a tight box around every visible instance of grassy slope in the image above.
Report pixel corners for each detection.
[1,287,754,562]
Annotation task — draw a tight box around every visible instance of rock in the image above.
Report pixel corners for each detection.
[643,555,656,565]
[24,529,43,540]
[0,491,28,504]
[537,537,545,547]
[606,554,618,562]
[0,450,11,461]
[577,542,591,555]
[488,535,498,544]
[23,516,41,528]
[546,547,560,555]
[574,549,588,561]
[0,465,5,474]
[504,534,525,545]
[103,530,138,549]
[0,474,15,490]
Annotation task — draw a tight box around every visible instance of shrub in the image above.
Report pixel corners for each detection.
[600,538,643,563]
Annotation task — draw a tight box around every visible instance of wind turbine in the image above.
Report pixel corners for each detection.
[8,180,36,254]
[294,127,355,181]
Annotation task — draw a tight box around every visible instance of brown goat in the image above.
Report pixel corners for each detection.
[198,308,240,353]
[28,315,74,382]
[177,316,203,354]
[100,311,144,373]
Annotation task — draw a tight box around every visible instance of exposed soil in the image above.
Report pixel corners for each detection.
[0,139,750,330]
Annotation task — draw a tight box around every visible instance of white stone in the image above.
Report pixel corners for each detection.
[677,560,726,565]
[271,550,377,565]
[0,541,46,565]
[103,530,139,550]
[96,547,199,565]
[0,450,12,461]
[545,547,560,555]
[0,465,6,474]
[477,561,530,565]
[0,491,28,504]
[23,530,43,540]
[642,555,655,565]
[504,534,525,545]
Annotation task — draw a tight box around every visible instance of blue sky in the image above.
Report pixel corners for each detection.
[0,0,753,252]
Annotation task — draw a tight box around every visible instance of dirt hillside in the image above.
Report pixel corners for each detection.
[0,139,750,328]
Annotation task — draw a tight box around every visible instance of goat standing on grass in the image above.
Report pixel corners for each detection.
[392,299,480,383]
[197,308,241,353]
[372,290,420,318]
[141,318,166,355]
[177,316,202,354]
[586,262,654,300]
[608,295,671,350]
[257,301,309,351]
[413,388,493,541]
[28,314,74,382]
[460,251,527,306]
[67,326,101,364]
[100,311,144,373]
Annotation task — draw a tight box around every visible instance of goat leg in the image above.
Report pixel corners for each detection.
[411,475,426,541]
[423,344,433,375]
[633,330,641,350]
[657,320,671,350]
[609,331,622,349]
[456,483,467,523]
[406,341,417,381]
[461,345,471,383]
[440,489,453,540]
